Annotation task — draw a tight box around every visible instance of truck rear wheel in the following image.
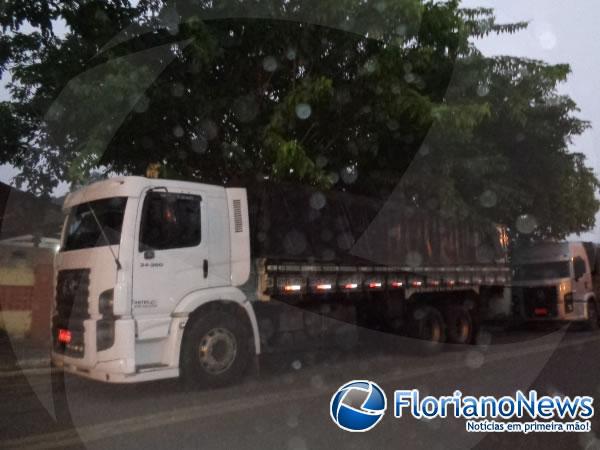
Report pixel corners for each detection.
[408,306,446,344]
[181,311,251,388]
[444,305,473,345]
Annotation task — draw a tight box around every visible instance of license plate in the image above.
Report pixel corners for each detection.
[58,328,71,344]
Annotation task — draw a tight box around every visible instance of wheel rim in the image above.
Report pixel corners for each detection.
[453,315,470,342]
[198,328,237,375]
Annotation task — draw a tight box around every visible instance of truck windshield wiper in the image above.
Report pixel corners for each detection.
[86,203,122,271]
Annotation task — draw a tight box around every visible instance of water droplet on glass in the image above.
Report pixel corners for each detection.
[515,214,537,234]
[233,95,258,123]
[284,230,307,255]
[286,48,297,60]
[405,251,423,267]
[476,83,490,97]
[173,125,184,138]
[465,351,485,368]
[134,95,149,113]
[340,166,358,184]
[479,190,497,208]
[171,82,185,97]
[310,192,326,210]
[287,436,307,450]
[295,103,312,120]
[291,360,302,370]
[262,56,278,72]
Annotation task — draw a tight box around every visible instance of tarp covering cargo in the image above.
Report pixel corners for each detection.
[247,183,507,267]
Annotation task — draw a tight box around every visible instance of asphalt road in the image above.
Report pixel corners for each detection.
[2,326,600,450]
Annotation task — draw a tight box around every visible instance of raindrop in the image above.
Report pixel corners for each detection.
[374,1,386,13]
[515,214,537,234]
[173,125,184,138]
[327,172,339,185]
[465,351,485,368]
[315,155,327,168]
[405,251,423,267]
[404,73,415,83]
[476,83,490,97]
[386,119,399,131]
[262,56,278,72]
[310,375,325,389]
[322,249,336,261]
[295,103,312,120]
[286,415,299,428]
[309,192,326,210]
[340,166,358,184]
[287,436,307,450]
[364,59,378,73]
[191,136,208,154]
[201,119,218,140]
[286,48,297,60]
[479,190,497,208]
[233,95,259,123]
[336,233,354,250]
[291,360,302,370]
[134,95,149,113]
[171,82,185,97]
[284,230,307,255]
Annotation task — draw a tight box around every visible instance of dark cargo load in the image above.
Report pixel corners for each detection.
[247,183,507,267]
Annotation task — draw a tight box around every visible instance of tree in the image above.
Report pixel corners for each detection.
[0,0,597,239]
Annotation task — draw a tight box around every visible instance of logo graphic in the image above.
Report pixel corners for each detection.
[330,380,387,432]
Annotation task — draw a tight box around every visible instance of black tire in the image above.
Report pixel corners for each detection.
[444,305,474,345]
[408,306,446,344]
[180,310,251,388]
[587,300,600,332]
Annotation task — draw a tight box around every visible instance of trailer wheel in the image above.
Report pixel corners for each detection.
[181,310,251,388]
[445,305,473,345]
[409,306,446,344]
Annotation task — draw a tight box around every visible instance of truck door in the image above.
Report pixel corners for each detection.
[131,189,210,339]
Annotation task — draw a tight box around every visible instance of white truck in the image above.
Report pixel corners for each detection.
[511,241,600,328]
[51,176,510,385]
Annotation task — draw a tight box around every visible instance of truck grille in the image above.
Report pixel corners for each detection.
[52,269,90,358]
[521,286,558,318]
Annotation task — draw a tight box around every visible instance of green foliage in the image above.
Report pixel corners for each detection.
[0,0,598,238]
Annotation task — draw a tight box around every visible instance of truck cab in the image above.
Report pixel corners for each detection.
[51,176,260,383]
[511,241,599,327]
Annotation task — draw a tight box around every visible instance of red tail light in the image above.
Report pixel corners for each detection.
[58,328,71,344]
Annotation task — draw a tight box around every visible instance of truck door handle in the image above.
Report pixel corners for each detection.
[203,259,208,278]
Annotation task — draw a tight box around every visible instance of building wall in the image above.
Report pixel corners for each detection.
[0,246,54,340]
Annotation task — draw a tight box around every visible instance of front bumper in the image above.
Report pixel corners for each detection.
[51,318,137,379]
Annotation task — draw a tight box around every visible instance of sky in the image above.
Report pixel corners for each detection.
[1,0,599,238]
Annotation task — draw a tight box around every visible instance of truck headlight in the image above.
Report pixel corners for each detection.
[99,289,114,317]
[564,292,574,313]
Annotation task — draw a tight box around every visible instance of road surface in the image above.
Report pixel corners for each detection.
[1,326,600,450]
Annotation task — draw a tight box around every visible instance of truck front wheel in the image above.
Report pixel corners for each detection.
[181,311,251,387]
[586,300,600,332]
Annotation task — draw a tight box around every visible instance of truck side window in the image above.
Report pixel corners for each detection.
[139,192,201,251]
[574,256,587,280]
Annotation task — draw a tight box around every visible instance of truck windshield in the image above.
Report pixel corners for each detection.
[512,261,571,281]
[61,197,128,251]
